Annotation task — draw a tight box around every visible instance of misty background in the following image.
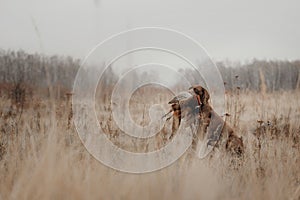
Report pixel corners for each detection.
[0,0,299,61]
[0,0,299,101]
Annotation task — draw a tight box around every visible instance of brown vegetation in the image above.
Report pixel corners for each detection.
[0,88,299,199]
[0,50,299,199]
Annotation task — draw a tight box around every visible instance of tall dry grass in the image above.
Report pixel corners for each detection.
[0,90,299,200]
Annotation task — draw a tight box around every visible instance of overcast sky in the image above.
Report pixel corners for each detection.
[0,0,299,61]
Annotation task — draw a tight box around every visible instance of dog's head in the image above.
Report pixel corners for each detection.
[189,85,210,105]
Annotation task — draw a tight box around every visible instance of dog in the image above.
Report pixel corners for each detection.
[164,85,244,157]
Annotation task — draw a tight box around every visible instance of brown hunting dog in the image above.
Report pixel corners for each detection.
[165,85,244,157]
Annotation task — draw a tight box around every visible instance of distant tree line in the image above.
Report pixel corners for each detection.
[0,50,80,98]
[0,50,79,89]
[216,60,300,92]
[0,50,299,98]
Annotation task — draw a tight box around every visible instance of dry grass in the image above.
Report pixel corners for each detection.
[0,90,299,200]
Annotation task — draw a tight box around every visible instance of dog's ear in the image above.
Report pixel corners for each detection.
[200,88,210,104]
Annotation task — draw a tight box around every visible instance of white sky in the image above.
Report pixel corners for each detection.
[0,0,299,61]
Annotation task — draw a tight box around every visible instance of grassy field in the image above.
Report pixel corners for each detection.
[0,89,299,200]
